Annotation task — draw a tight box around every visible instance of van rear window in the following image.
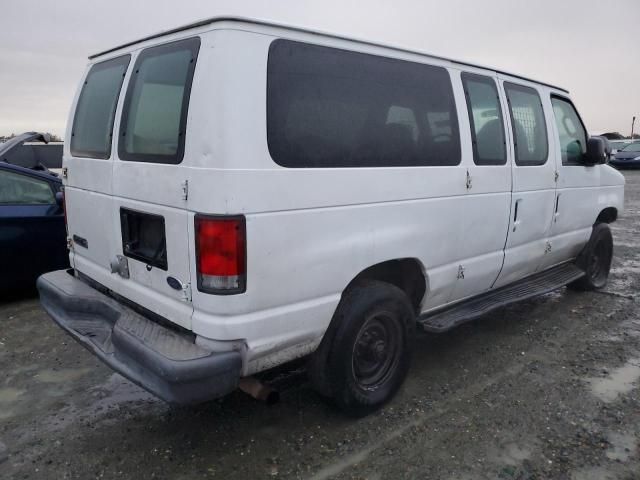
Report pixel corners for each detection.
[267,40,461,168]
[70,55,130,159]
[119,38,200,164]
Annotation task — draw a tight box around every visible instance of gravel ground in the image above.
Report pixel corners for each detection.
[1,171,639,480]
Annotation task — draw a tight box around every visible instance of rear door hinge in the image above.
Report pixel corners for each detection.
[554,170,559,183]
[457,265,466,280]
[62,167,68,179]
[544,241,552,254]
[181,283,192,302]
[181,180,189,201]
[465,170,473,190]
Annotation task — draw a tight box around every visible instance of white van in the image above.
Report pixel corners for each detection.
[38,17,625,415]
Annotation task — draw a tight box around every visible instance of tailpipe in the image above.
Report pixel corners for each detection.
[238,377,280,405]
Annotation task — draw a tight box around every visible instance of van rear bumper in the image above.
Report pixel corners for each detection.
[37,269,242,405]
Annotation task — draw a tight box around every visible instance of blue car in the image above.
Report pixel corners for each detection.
[610,142,640,169]
[1,138,68,292]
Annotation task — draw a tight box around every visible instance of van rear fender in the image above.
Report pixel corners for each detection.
[308,257,426,397]
[342,258,427,314]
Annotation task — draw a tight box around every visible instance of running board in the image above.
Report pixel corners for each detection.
[418,263,585,333]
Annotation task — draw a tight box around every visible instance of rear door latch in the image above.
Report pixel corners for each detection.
[181,283,192,302]
[181,180,189,201]
[110,255,130,279]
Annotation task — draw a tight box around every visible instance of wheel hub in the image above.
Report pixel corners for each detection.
[352,314,400,388]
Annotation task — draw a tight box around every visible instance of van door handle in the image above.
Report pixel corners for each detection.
[513,199,522,232]
[554,194,561,222]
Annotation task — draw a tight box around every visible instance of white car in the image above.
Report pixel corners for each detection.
[38,17,625,415]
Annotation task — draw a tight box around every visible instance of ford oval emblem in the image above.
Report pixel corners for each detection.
[166,276,183,291]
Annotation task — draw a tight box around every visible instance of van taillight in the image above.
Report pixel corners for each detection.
[195,215,246,294]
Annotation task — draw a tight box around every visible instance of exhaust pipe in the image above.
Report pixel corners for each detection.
[238,377,280,405]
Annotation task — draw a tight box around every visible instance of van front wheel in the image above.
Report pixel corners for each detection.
[569,223,613,291]
[325,281,414,416]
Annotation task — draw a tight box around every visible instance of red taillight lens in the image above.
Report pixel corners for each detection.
[195,215,246,294]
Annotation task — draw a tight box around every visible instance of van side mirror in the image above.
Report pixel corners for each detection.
[584,137,607,165]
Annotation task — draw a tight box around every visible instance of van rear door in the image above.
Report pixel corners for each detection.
[110,38,201,330]
[65,54,130,284]
[66,38,201,331]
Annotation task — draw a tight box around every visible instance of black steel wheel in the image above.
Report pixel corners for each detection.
[352,313,402,390]
[316,280,415,417]
[569,223,613,291]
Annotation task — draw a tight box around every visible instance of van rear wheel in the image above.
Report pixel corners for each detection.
[569,223,613,291]
[320,281,414,417]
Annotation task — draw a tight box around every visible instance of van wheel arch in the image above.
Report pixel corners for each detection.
[308,258,425,398]
[596,207,617,224]
[343,258,426,314]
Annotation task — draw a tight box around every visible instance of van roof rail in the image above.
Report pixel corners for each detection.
[89,16,569,94]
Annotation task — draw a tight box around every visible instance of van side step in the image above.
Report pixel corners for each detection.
[418,263,585,333]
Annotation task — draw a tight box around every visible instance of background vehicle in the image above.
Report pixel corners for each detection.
[609,142,640,169]
[607,139,633,156]
[0,162,68,293]
[1,132,64,175]
[38,17,624,415]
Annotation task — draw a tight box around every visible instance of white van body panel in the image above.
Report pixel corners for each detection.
[445,68,512,303]
[62,18,625,376]
[492,77,558,288]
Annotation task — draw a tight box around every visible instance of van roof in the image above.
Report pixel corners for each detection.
[90,16,569,93]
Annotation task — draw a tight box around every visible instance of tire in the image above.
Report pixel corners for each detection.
[569,223,613,291]
[313,280,415,417]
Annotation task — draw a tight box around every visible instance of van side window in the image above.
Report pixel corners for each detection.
[504,83,548,166]
[386,106,419,142]
[119,38,200,164]
[70,55,130,159]
[461,73,506,165]
[267,40,461,168]
[550,96,588,165]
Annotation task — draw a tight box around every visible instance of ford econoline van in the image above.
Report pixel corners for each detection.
[38,17,625,415]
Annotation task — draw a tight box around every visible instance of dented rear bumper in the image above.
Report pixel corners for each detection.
[37,269,242,405]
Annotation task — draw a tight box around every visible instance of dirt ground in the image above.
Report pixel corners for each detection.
[1,171,639,480]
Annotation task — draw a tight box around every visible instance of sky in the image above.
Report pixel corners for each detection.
[0,0,638,138]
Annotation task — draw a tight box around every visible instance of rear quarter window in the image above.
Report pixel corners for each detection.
[70,55,131,159]
[267,40,461,168]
